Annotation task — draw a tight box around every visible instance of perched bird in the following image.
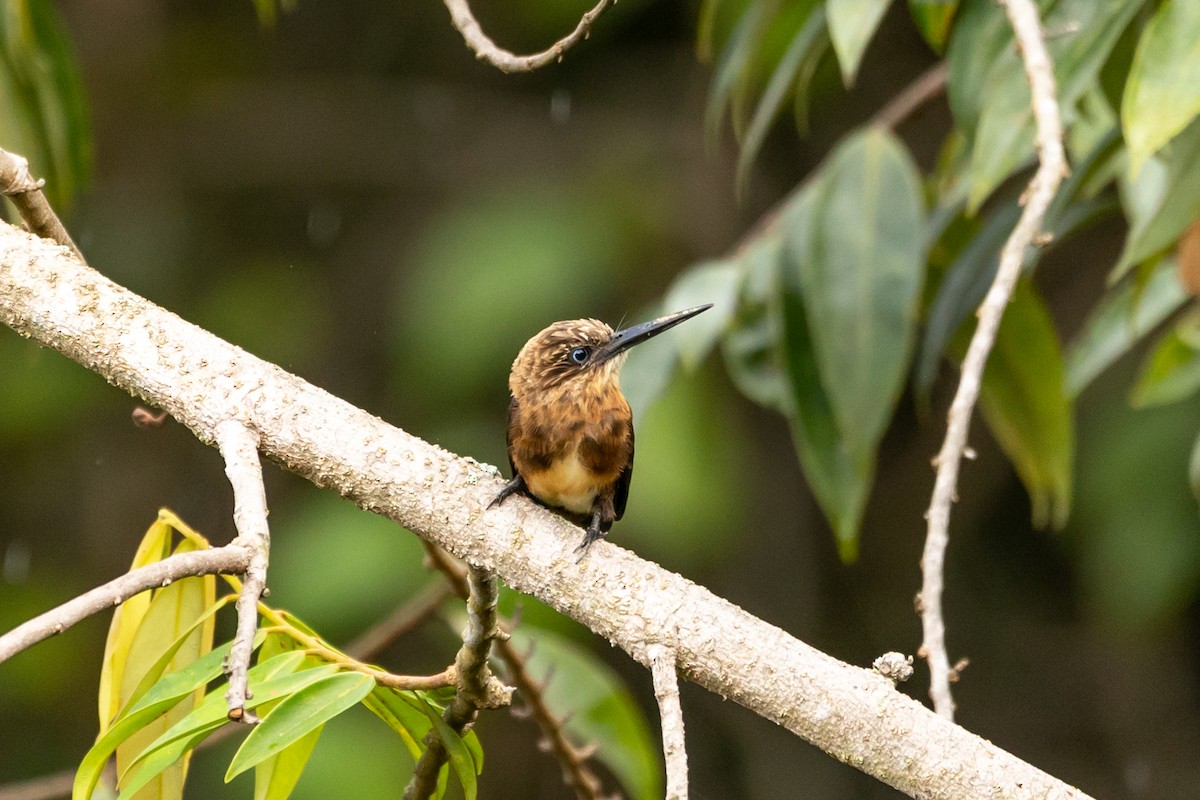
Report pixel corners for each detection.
[490,304,712,556]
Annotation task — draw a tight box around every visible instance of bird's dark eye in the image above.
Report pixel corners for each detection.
[568,347,590,365]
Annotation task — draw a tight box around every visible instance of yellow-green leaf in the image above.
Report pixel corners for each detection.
[1122,0,1200,175]
[827,0,890,86]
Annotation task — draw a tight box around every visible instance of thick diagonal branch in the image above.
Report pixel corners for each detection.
[0,218,1090,798]
[920,0,1067,719]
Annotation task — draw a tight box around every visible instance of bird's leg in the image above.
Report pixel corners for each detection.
[573,502,609,561]
[489,475,526,509]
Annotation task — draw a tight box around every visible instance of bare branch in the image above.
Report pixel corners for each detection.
[647,645,688,800]
[442,0,610,73]
[920,0,1067,719]
[342,579,453,657]
[870,61,948,130]
[215,419,272,723]
[0,219,1091,798]
[404,564,512,800]
[0,150,83,260]
[424,542,611,798]
[0,545,251,665]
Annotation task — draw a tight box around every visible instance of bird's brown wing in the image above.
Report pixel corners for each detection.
[612,424,633,522]
[505,396,519,478]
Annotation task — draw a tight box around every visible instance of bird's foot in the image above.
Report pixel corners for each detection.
[573,525,606,562]
[489,476,525,509]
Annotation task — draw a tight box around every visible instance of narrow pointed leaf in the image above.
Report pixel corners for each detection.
[98,518,172,731]
[704,2,770,145]
[408,693,479,800]
[779,183,873,560]
[945,0,1017,135]
[974,279,1074,529]
[799,128,925,454]
[115,538,215,800]
[1123,0,1200,175]
[736,7,826,192]
[827,0,890,86]
[363,687,428,760]
[118,659,337,790]
[253,724,323,800]
[226,673,374,782]
[1130,314,1200,408]
[73,642,233,800]
[1116,117,1200,279]
[1066,257,1189,395]
[908,0,959,53]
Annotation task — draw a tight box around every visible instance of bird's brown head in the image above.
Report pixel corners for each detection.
[507,304,712,402]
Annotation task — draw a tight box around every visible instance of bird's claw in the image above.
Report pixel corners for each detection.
[490,476,525,509]
[573,526,605,563]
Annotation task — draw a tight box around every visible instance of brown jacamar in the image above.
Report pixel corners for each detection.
[490,304,712,555]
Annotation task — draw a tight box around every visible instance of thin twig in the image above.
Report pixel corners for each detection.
[647,645,688,800]
[0,149,83,260]
[442,0,611,73]
[920,0,1067,719]
[215,420,271,723]
[0,546,252,664]
[403,564,511,800]
[423,542,611,799]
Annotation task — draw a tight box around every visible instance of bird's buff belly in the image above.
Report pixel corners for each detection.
[525,453,602,514]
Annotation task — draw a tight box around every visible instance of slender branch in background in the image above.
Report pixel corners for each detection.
[215,420,272,723]
[0,150,83,259]
[0,202,1095,796]
[870,61,949,130]
[403,564,512,800]
[342,579,453,657]
[920,0,1067,720]
[442,0,611,73]
[647,645,688,800]
[0,546,252,665]
[422,542,610,799]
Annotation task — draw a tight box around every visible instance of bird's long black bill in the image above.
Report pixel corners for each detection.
[597,303,713,362]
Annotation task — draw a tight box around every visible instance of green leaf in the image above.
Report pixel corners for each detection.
[0,0,91,207]
[704,1,771,146]
[114,539,216,800]
[407,692,480,800]
[974,279,1074,529]
[504,623,661,800]
[1115,117,1200,279]
[363,687,429,760]
[74,642,233,800]
[799,128,926,454]
[117,659,339,797]
[966,0,1143,211]
[827,0,890,86]
[736,6,826,192]
[720,234,791,413]
[661,261,740,369]
[945,0,1018,135]
[98,518,173,732]
[1066,257,1189,395]
[908,0,959,53]
[227,673,375,781]
[778,184,873,559]
[254,724,323,800]
[1130,313,1200,408]
[1122,0,1200,175]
